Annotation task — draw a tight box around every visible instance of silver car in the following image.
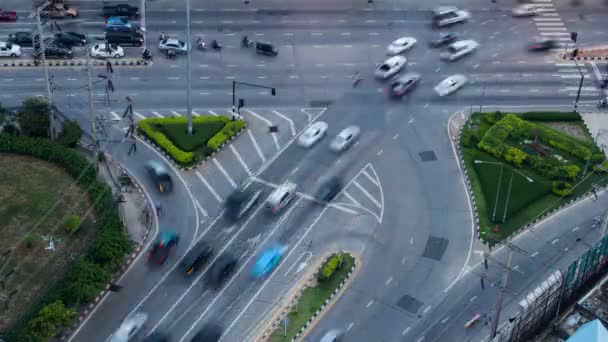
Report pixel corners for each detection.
[298,121,329,148]
[432,7,470,27]
[109,313,148,342]
[158,38,187,54]
[330,125,360,153]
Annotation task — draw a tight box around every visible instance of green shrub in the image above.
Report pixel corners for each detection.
[481,111,505,125]
[27,300,75,341]
[552,181,572,196]
[58,120,82,148]
[3,122,20,136]
[63,215,81,234]
[60,259,111,306]
[557,164,580,180]
[590,153,606,165]
[207,120,245,151]
[17,97,51,138]
[317,253,344,282]
[24,233,37,249]
[519,111,581,121]
[504,147,526,167]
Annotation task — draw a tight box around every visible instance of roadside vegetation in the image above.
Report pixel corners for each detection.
[137,116,246,166]
[0,99,132,341]
[460,111,608,243]
[269,253,355,342]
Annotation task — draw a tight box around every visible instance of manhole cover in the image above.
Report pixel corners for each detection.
[396,294,423,314]
[419,150,437,162]
[422,236,449,261]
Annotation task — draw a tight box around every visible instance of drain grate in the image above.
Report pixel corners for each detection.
[396,294,423,314]
[419,150,437,162]
[422,236,449,261]
[309,100,333,107]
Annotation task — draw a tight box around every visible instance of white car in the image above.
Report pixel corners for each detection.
[109,313,148,342]
[434,74,467,97]
[298,121,328,148]
[374,55,407,80]
[386,37,417,55]
[330,125,360,153]
[440,40,478,62]
[159,38,188,54]
[512,4,539,17]
[432,7,470,27]
[90,43,125,58]
[0,41,21,58]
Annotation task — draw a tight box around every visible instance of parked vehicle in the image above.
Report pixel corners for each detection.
[0,42,21,57]
[105,31,144,47]
[103,4,139,19]
[90,43,125,58]
[8,32,33,46]
[0,9,17,22]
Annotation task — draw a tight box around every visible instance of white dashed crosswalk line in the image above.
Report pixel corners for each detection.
[133,111,146,119]
[354,180,381,209]
[213,158,238,189]
[195,171,223,203]
[363,170,379,187]
[170,110,181,116]
[110,111,121,120]
[230,145,252,177]
[208,110,220,116]
[247,129,266,163]
[194,198,209,217]
[152,111,164,118]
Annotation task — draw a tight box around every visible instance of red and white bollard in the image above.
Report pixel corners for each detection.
[464,314,481,329]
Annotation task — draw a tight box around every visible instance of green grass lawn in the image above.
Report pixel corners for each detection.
[269,254,355,342]
[159,121,226,152]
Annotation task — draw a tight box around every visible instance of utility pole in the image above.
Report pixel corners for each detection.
[491,251,514,338]
[86,49,99,174]
[185,0,193,135]
[32,2,56,140]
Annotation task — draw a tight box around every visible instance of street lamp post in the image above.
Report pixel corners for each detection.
[185,0,193,135]
[573,60,584,110]
[501,168,534,223]
[232,80,276,116]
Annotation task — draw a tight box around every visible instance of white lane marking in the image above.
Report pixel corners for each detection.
[168,77,180,80]
[170,110,181,116]
[246,129,266,162]
[393,134,399,139]
[283,250,312,277]
[151,111,163,118]
[531,251,539,257]
[346,322,354,331]
[271,110,296,136]
[343,191,362,207]
[402,327,411,335]
[191,111,201,117]
[362,170,379,187]
[540,32,570,36]
[193,198,209,217]
[551,238,559,244]
[213,158,237,189]
[366,300,373,308]
[469,296,478,302]
[440,317,450,324]
[207,110,219,116]
[535,22,565,26]
[402,256,407,264]
[572,226,580,232]
[244,109,281,151]
[195,171,222,202]
[133,111,146,119]
[386,277,393,285]
[230,145,252,177]
[423,306,431,314]
[110,111,121,120]
[354,181,381,209]
[410,237,414,245]
[377,149,383,156]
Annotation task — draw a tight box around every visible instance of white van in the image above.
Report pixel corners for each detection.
[267,182,297,214]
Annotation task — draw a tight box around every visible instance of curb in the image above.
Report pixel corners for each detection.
[137,120,248,171]
[562,55,608,61]
[258,252,358,342]
[0,58,152,68]
[58,149,155,341]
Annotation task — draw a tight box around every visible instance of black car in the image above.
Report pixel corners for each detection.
[143,332,169,342]
[429,32,458,48]
[103,4,139,18]
[34,46,73,59]
[144,161,173,194]
[208,255,237,288]
[528,39,557,52]
[8,32,33,46]
[316,177,342,202]
[54,32,86,47]
[181,241,214,276]
[255,41,278,56]
[225,188,262,221]
[105,31,144,47]
[191,323,222,342]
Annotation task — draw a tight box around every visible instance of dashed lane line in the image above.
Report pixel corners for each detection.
[213,159,237,189]
[170,110,181,116]
[109,111,121,120]
[354,181,381,209]
[133,111,146,119]
[195,171,222,203]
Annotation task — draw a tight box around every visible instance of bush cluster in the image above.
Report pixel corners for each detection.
[0,134,133,341]
[552,181,573,197]
[137,116,245,166]
[317,253,344,282]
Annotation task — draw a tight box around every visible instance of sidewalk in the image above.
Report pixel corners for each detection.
[562,46,608,61]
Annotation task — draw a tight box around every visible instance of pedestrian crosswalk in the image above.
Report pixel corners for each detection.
[531,0,573,50]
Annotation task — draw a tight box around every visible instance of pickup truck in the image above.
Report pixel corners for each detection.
[39,2,78,19]
[103,4,139,19]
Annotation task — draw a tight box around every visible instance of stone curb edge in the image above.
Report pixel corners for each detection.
[59,148,155,341]
[449,110,608,242]
[561,55,608,61]
[258,252,358,342]
[0,58,152,68]
[137,121,248,171]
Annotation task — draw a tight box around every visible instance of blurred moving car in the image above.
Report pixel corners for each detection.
[298,121,328,148]
[434,74,467,96]
[225,188,262,221]
[109,313,148,342]
[0,42,21,58]
[330,125,361,153]
[40,3,78,19]
[432,7,470,28]
[440,40,479,62]
[386,37,417,55]
[389,73,420,97]
[144,160,173,194]
[512,4,539,17]
[106,31,144,47]
[103,4,140,18]
[208,254,237,288]
[143,332,169,342]
[0,9,17,22]
[374,55,407,79]
[54,32,87,47]
[91,43,125,58]
[527,39,557,52]
[316,176,342,202]
[251,244,287,278]
[106,16,132,31]
[159,38,188,54]
[429,32,458,48]
[320,329,344,342]
[34,46,73,59]
[8,32,33,46]
[181,240,214,275]
[191,323,223,342]
[266,182,297,215]
[147,231,180,265]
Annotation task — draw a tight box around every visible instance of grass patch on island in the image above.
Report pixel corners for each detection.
[269,253,355,342]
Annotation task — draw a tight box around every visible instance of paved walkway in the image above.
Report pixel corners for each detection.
[581,110,608,159]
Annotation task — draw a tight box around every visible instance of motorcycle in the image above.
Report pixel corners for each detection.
[242,35,252,48]
[165,49,177,59]
[196,38,206,50]
[142,49,152,61]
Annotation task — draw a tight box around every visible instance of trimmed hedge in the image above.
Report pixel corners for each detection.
[0,134,133,341]
[519,111,581,121]
[317,253,343,282]
[137,116,245,166]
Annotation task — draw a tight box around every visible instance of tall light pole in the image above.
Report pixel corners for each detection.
[185,0,193,135]
[474,160,504,222]
[573,59,584,110]
[501,168,533,223]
